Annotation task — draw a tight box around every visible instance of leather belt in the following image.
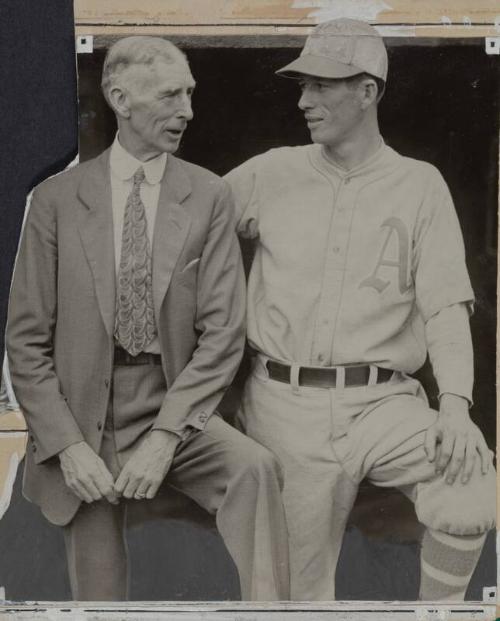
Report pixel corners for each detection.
[266,360,393,388]
[114,346,162,366]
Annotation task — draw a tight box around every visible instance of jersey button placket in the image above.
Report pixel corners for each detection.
[312,183,342,365]
[328,185,353,363]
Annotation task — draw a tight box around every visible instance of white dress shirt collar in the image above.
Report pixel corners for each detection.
[110,134,167,185]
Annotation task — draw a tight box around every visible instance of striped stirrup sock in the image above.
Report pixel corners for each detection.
[419,529,486,601]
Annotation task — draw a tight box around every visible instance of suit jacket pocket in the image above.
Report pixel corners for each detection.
[175,260,199,289]
[181,257,201,273]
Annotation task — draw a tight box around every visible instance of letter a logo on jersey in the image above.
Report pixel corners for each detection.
[360,217,411,294]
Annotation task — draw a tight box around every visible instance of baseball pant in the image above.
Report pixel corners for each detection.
[238,355,496,601]
[63,362,290,601]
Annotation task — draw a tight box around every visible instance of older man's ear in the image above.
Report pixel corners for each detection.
[107,84,131,119]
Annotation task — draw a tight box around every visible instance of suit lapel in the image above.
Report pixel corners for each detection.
[77,149,116,338]
[152,155,192,322]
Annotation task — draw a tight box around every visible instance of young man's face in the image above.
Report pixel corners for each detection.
[297,76,364,149]
[120,57,196,160]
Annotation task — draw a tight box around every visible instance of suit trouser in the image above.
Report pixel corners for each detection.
[238,356,496,601]
[63,363,290,601]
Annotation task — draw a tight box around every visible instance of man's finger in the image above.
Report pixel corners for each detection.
[80,476,103,501]
[145,480,161,500]
[436,434,455,473]
[476,438,491,475]
[135,479,151,500]
[445,435,466,484]
[122,476,141,499]
[70,480,95,503]
[64,471,97,503]
[461,442,476,484]
[94,464,119,504]
[424,427,437,462]
[97,479,119,504]
[114,469,130,495]
[120,468,142,499]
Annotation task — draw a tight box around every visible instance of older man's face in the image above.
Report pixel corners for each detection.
[122,57,195,160]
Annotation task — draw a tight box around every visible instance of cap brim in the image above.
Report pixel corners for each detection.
[276,54,363,80]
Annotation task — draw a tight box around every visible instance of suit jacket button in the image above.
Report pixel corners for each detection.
[104,379,110,388]
[32,445,37,452]
[97,422,103,431]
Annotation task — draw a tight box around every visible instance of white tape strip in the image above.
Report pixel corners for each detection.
[485,37,500,55]
[415,608,451,621]
[0,451,21,521]
[292,0,393,22]
[76,35,94,54]
[481,586,496,603]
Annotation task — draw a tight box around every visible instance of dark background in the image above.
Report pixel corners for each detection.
[0,0,497,602]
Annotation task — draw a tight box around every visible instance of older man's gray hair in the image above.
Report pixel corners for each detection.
[101,36,187,105]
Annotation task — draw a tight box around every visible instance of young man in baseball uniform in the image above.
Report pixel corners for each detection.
[225,19,495,601]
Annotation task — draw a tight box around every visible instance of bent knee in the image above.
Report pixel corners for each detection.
[416,467,496,535]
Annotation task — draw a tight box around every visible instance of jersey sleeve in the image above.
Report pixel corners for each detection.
[224,155,262,239]
[413,166,474,322]
[425,302,474,404]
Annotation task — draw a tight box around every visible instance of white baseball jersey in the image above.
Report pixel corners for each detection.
[225,142,474,386]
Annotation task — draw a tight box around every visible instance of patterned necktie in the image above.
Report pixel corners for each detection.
[114,166,157,356]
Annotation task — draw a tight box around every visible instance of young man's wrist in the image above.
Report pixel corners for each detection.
[438,392,471,413]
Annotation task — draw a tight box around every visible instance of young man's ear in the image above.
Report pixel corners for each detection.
[359,78,378,109]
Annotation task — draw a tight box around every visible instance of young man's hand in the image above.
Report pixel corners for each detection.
[424,393,490,485]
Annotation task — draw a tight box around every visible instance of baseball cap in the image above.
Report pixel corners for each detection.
[276,18,388,82]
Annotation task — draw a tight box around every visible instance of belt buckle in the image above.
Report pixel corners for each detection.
[297,364,338,388]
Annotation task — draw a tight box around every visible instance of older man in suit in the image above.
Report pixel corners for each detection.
[6,36,289,601]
